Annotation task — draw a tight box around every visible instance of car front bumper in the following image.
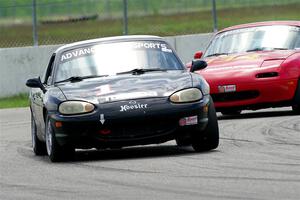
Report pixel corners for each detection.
[48,95,210,148]
[210,78,298,110]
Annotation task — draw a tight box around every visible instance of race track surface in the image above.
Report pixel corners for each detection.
[0,107,299,200]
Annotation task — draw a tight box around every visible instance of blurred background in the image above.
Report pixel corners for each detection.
[0,0,299,48]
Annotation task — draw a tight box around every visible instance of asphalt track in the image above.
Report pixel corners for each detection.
[0,107,299,200]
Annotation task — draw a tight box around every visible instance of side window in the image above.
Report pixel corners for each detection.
[43,54,56,85]
[294,33,300,49]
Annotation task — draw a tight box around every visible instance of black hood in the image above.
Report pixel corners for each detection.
[56,70,193,103]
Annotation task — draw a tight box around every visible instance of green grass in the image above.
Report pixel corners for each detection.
[0,0,299,18]
[0,94,29,109]
[0,3,299,47]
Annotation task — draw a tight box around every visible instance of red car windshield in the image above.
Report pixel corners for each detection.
[204,25,300,57]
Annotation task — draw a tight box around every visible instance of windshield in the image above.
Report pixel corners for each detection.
[55,40,183,83]
[204,25,300,57]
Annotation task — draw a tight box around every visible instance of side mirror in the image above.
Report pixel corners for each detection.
[26,77,46,93]
[190,60,207,72]
[185,62,192,70]
[194,51,203,59]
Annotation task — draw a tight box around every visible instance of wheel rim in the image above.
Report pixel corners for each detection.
[31,117,36,149]
[46,120,53,156]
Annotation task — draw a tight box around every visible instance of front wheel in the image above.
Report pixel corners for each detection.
[175,138,191,147]
[31,113,46,155]
[221,110,241,116]
[45,116,74,162]
[292,80,300,114]
[192,97,219,152]
[292,105,300,114]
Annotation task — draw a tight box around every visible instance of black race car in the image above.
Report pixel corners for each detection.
[26,35,219,162]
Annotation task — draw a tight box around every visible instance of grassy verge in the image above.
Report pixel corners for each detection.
[0,93,29,109]
[0,3,299,47]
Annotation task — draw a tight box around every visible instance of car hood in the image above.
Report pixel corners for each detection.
[56,70,193,103]
[203,50,295,70]
[195,50,297,87]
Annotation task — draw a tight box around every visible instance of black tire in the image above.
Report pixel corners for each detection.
[221,110,241,116]
[292,105,300,113]
[45,115,74,162]
[175,138,191,147]
[31,113,47,155]
[192,97,219,152]
[292,80,300,114]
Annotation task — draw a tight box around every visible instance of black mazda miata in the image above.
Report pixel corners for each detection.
[26,35,219,162]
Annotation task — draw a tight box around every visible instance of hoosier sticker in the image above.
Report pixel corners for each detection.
[120,100,148,112]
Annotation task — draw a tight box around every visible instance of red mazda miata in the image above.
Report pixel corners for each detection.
[193,21,300,115]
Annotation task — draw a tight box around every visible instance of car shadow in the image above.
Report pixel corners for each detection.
[217,109,297,120]
[69,144,218,163]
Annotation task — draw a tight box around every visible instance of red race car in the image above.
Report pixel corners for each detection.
[192,21,300,115]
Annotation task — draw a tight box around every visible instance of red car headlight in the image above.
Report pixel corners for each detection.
[260,59,284,68]
[256,59,285,78]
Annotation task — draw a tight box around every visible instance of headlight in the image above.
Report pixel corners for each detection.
[59,101,95,115]
[170,88,203,103]
[261,59,284,68]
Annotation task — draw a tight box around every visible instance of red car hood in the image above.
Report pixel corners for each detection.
[198,50,295,84]
[204,50,293,69]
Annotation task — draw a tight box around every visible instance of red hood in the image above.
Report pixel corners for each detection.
[203,50,295,70]
[195,50,298,87]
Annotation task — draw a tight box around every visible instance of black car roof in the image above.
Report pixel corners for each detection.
[55,35,164,54]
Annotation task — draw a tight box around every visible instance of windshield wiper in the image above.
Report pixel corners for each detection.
[117,68,167,75]
[55,75,108,84]
[272,47,288,50]
[246,47,266,52]
[206,53,228,57]
[246,47,288,52]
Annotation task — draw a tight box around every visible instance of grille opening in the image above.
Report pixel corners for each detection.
[211,90,259,102]
[256,72,279,78]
